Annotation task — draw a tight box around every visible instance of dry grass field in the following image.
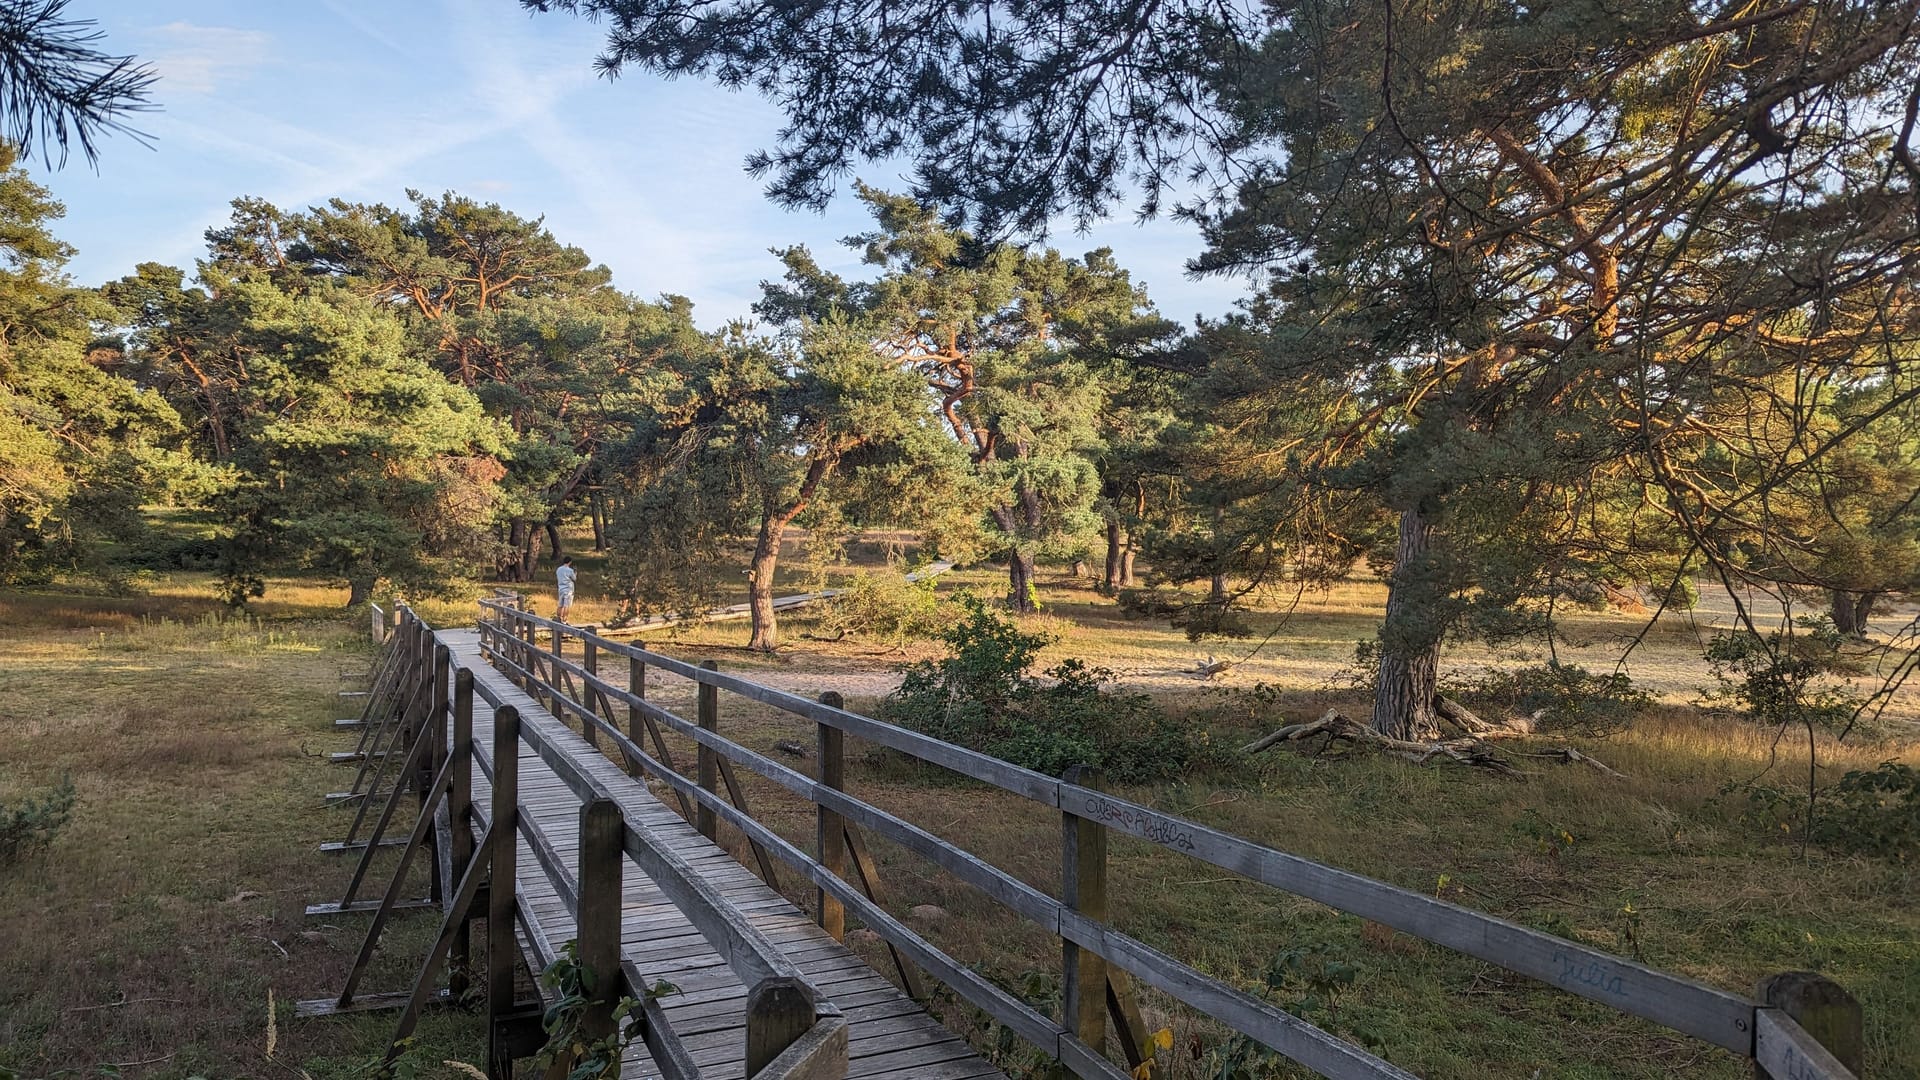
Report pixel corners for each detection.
[2,540,1915,1078]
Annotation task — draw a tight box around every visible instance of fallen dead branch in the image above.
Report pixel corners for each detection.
[1240,706,1623,778]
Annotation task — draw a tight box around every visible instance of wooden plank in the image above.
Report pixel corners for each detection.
[304,898,437,917]
[294,988,449,1019]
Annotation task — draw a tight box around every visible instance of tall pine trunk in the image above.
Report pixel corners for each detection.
[546,520,565,562]
[347,577,373,608]
[1371,506,1443,740]
[590,492,608,551]
[1104,520,1124,591]
[518,521,542,583]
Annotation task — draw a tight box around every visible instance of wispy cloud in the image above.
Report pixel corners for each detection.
[142,23,273,95]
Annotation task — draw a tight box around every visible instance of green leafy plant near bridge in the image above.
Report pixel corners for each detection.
[880,595,1201,782]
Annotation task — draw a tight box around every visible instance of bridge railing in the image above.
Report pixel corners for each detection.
[478,597,1864,1080]
[307,605,846,1080]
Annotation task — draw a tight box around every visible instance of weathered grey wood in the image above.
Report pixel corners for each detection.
[477,600,1058,803]
[715,750,782,889]
[697,660,719,842]
[304,898,437,917]
[487,706,522,1076]
[1060,764,1108,1067]
[385,825,495,1065]
[295,987,451,1019]
[337,751,458,1005]
[340,716,437,906]
[581,637,603,750]
[1053,778,1754,1051]
[746,977,818,1076]
[840,824,925,1002]
[1754,1008,1858,1080]
[754,1014,848,1080]
[450,668,475,1001]
[1105,967,1161,1080]
[371,602,386,643]
[1754,972,1862,1079]
[578,798,624,1062]
[816,692,847,942]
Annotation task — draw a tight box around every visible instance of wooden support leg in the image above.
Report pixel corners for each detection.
[746,977,816,1076]
[842,822,926,1002]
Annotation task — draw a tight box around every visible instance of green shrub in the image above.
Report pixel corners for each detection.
[1705,618,1861,732]
[812,570,944,645]
[880,596,1200,782]
[1,774,76,865]
[1728,761,1920,861]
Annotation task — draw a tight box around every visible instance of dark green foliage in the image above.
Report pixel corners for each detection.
[1730,762,1920,862]
[1454,663,1650,738]
[534,939,676,1080]
[1200,943,1383,1079]
[880,596,1197,782]
[1705,619,1863,734]
[0,773,74,865]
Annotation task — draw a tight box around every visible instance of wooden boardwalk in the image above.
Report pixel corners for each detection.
[444,629,1002,1080]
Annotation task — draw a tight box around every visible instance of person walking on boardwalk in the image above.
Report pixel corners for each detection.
[555,556,576,622]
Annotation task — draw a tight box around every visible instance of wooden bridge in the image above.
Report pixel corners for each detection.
[299,602,1865,1080]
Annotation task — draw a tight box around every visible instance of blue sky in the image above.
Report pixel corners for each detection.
[32,0,1247,329]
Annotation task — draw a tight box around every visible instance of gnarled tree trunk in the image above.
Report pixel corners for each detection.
[1104,520,1124,591]
[747,456,834,652]
[1830,589,1877,638]
[1372,506,1443,740]
[347,576,373,608]
[1008,548,1039,613]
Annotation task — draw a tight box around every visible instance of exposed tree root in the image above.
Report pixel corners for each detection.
[1240,704,1623,779]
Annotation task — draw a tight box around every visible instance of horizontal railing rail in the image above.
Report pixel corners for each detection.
[476,597,1862,1080]
[317,604,844,1080]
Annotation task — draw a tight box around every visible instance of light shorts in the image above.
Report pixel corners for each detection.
[557,590,575,607]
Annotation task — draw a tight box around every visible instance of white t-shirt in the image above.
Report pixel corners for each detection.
[556,564,577,595]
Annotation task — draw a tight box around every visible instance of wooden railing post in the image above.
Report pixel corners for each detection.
[745,976,815,1076]
[1754,972,1862,1078]
[624,653,646,779]
[487,705,521,1078]
[696,660,719,842]
[449,668,475,1001]
[578,798,624,1066]
[581,636,601,749]
[816,691,847,941]
[1061,764,1108,1066]
[426,643,451,905]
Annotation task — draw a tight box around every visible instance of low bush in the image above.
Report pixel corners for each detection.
[1452,661,1651,737]
[1732,761,1920,861]
[0,774,76,866]
[880,595,1202,782]
[811,570,944,645]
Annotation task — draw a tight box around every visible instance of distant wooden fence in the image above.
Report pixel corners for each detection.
[477,598,1865,1080]
[301,607,848,1079]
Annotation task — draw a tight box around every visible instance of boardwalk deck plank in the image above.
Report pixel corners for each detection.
[440,629,998,1080]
